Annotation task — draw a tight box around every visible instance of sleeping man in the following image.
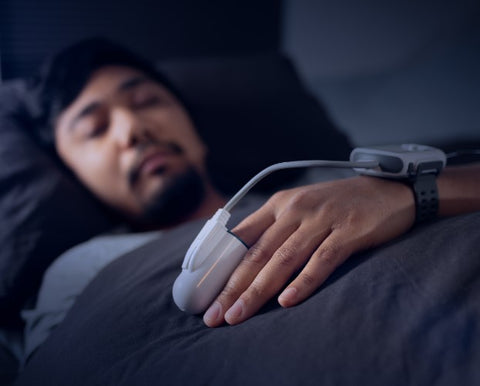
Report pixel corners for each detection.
[23,38,480,359]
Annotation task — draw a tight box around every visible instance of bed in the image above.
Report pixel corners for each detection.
[1,53,479,386]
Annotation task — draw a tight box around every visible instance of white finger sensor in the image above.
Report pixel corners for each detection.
[172,209,248,314]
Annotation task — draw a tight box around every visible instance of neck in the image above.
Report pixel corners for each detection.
[183,184,227,223]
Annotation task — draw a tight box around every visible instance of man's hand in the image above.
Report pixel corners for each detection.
[203,176,416,327]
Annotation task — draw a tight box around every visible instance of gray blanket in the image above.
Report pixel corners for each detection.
[16,211,480,386]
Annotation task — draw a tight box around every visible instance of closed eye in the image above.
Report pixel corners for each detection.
[134,95,161,109]
[76,118,108,140]
[86,124,108,139]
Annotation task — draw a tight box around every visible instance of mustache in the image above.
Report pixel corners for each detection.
[128,141,184,187]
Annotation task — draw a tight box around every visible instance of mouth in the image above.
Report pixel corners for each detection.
[129,143,183,187]
[139,151,170,175]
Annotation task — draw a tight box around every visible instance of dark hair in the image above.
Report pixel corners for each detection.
[33,37,190,146]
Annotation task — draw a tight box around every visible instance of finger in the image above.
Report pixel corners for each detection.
[277,230,353,308]
[223,224,330,325]
[203,217,299,327]
[230,202,276,246]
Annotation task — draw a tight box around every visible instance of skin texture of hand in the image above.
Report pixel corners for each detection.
[203,176,416,327]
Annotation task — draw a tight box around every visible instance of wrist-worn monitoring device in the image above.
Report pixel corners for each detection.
[349,144,446,179]
[172,144,446,314]
[350,144,446,222]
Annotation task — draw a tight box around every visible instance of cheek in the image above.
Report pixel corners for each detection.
[60,141,123,197]
[78,150,117,184]
[164,108,207,163]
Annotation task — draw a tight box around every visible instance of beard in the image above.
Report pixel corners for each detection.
[138,165,206,228]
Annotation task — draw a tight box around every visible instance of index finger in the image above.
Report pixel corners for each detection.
[203,214,297,327]
[231,201,276,246]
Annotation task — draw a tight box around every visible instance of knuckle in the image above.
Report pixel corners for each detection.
[317,244,342,268]
[267,192,283,209]
[269,188,296,213]
[284,188,322,216]
[284,191,308,212]
[218,281,241,301]
[319,200,337,216]
[244,244,270,265]
[271,188,291,203]
[247,280,269,300]
[342,210,363,228]
[275,246,298,267]
[299,271,316,287]
[289,188,310,205]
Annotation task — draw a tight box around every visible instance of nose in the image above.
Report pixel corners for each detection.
[110,107,149,149]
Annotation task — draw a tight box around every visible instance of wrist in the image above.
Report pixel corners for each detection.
[358,175,416,222]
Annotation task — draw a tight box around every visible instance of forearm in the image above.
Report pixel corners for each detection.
[438,162,480,217]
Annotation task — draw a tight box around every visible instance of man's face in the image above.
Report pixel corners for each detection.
[55,65,208,223]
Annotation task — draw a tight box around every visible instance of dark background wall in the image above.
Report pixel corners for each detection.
[282,0,480,146]
[0,0,282,79]
[1,0,479,145]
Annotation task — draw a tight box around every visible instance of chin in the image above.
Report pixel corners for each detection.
[138,165,206,227]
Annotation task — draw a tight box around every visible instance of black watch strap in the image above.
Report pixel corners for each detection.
[411,173,439,223]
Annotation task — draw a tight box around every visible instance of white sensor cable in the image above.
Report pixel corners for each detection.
[223,160,380,212]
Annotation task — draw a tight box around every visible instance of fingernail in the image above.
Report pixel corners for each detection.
[203,301,222,325]
[225,299,245,322]
[279,287,298,306]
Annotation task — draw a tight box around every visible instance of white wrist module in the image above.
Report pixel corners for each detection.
[350,144,446,179]
[350,144,446,223]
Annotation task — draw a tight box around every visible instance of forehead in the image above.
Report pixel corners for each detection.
[57,65,161,129]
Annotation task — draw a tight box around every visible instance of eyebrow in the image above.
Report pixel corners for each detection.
[68,76,150,131]
[117,76,149,92]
